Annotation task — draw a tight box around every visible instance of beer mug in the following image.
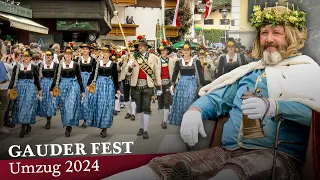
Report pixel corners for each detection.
[241,87,266,139]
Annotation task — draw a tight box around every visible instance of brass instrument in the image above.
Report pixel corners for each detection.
[241,87,266,139]
[73,48,83,60]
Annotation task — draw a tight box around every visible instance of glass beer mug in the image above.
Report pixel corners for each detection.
[241,87,266,139]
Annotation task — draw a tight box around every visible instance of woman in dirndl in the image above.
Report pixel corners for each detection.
[169,41,205,126]
[76,43,95,128]
[50,46,85,137]
[86,45,120,138]
[37,50,58,129]
[8,49,42,138]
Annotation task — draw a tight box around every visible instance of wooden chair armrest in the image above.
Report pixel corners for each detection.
[210,116,229,147]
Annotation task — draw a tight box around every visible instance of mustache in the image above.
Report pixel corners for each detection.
[263,42,279,49]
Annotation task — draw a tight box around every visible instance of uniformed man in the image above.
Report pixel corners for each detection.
[198,46,215,85]
[120,43,136,121]
[156,40,175,129]
[126,35,162,139]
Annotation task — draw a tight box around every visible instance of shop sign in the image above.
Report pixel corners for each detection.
[0,1,32,18]
[57,20,100,31]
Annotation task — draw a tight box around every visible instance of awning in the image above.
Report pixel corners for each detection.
[0,12,48,34]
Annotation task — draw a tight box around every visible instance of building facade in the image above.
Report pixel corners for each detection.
[229,0,288,49]
[1,0,115,49]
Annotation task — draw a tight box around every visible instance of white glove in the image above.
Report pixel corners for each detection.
[180,110,207,146]
[169,85,174,95]
[241,97,276,120]
[156,90,162,96]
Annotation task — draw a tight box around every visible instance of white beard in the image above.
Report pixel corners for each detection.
[262,50,283,65]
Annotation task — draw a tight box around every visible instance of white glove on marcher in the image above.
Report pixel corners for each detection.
[241,97,276,120]
[169,85,174,95]
[156,90,162,96]
[180,110,207,146]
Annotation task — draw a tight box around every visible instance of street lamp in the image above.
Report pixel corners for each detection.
[221,7,228,42]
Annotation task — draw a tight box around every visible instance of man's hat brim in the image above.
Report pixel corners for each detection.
[157,46,172,54]
[79,45,93,49]
[134,40,152,48]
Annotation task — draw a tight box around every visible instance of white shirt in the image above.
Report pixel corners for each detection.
[44,61,54,69]
[20,63,32,71]
[100,60,112,67]
[63,61,74,69]
[181,58,194,67]
[226,53,238,63]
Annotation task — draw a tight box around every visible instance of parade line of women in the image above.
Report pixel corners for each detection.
[6,43,121,138]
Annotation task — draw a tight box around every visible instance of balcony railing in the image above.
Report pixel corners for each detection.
[108,24,139,36]
[165,26,179,37]
[112,0,137,6]
[165,0,176,8]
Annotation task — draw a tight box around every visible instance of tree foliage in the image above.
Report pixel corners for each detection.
[195,29,225,43]
[165,0,193,43]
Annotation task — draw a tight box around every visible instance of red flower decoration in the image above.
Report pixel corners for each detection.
[137,35,143,40]
[111,50,116,54]
[122,50,126,55]
[69,42,74,47]
[117,53,121,57]
[128,41,133,46]
[91,43,95,47]
[150,49,155,53]
[162,40,167,45]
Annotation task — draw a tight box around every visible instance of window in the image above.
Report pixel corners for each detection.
[247,0,277,22]
[220,19,230,25]
[204,19,214,25]
[231,20,235,26]
[219,8,231,13]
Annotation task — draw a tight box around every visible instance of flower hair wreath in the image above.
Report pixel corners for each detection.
[250,2,306,31]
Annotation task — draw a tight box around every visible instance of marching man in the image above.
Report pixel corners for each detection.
[120,43,136,121]
[156,40,175,129]
[126,35,162,139]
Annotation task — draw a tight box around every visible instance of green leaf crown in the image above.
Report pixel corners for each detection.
[250,2,306,31]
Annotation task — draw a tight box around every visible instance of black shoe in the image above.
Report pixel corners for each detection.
[170,161,193,180]
[161,122,167,129]
[125,113,131,119]
[45,118,51,129]
[143,131,149,139]
[101,128,107,138]
[137,128,144,136]
[131,114,135,121]
[114,111,118,115]
[25,125,32,135]
[81,121,87,128]
[19,125,26,138]
[65,126,72,137]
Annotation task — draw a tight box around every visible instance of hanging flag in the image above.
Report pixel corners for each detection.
[204,0,213,20]
[172,0,180,27]
[156,22,164,49]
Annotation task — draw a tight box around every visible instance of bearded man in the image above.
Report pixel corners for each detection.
[104,5,320,180]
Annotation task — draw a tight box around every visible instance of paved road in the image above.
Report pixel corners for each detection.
[0,102,215,160]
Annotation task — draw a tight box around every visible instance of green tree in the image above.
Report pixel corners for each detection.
[165,0,192,43]
[195,29,225,43]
